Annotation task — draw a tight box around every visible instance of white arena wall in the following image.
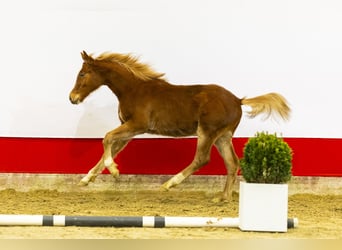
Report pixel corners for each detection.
[0,1,341,192]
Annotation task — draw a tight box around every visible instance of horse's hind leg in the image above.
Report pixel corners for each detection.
[162,129,216,190]
[79,139,130,186]
[214,132,240,202]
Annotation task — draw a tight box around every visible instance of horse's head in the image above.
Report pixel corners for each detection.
[69,51,105,104]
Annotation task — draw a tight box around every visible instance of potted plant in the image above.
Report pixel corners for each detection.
[239,131,293,232]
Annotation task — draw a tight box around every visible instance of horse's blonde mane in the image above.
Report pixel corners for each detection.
[95,52,166,81]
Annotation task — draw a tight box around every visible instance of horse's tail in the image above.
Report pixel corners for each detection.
[241,92,291,121]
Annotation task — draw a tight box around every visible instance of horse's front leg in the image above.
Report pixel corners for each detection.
[79,139,130,186]
[78,156,106,186]
[104,139,130,178]
[103,122,142,177]
[102,143,119,180]
[103,143,119,178]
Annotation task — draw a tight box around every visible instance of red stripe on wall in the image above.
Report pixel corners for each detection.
[0,137,341,176]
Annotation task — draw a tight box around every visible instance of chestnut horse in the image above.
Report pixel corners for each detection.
[69,51,290,201]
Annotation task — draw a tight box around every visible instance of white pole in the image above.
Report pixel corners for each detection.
[0,215,43,226]
[165,217,239,227]
[0,214,298,228]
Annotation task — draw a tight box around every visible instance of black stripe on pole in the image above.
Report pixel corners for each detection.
[64,216,143,227]
[287,218,295,229]
[42,215,53,226]
[154,216,165,228]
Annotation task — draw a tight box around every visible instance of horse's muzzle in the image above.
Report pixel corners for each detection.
[69,93,81,104]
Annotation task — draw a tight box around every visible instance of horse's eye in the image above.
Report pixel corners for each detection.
[79,72,86,77]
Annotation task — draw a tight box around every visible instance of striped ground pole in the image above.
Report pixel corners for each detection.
[0,215,298,228]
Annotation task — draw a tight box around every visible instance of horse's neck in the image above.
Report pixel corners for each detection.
[102,61,168,100]
[106,81,125,101]
[106,77,168,101]
[105,76,141,100]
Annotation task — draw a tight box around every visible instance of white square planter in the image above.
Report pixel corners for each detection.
[239,181,288,232]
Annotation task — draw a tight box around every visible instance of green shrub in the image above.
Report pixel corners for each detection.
[240,132,293,184]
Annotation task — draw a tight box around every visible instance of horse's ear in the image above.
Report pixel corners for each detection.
[81,51,94,64]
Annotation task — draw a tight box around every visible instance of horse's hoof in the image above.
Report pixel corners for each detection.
[160,185,169,192]
[211,197,228,203]
[160,181,173,191]
[211,196,229,203]
[78,180,89,186]
[108,164,120,179]
[111,169,120,179]
[161,177,179,190]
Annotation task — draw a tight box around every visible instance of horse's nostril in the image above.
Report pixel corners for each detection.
[69,94,79,104]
